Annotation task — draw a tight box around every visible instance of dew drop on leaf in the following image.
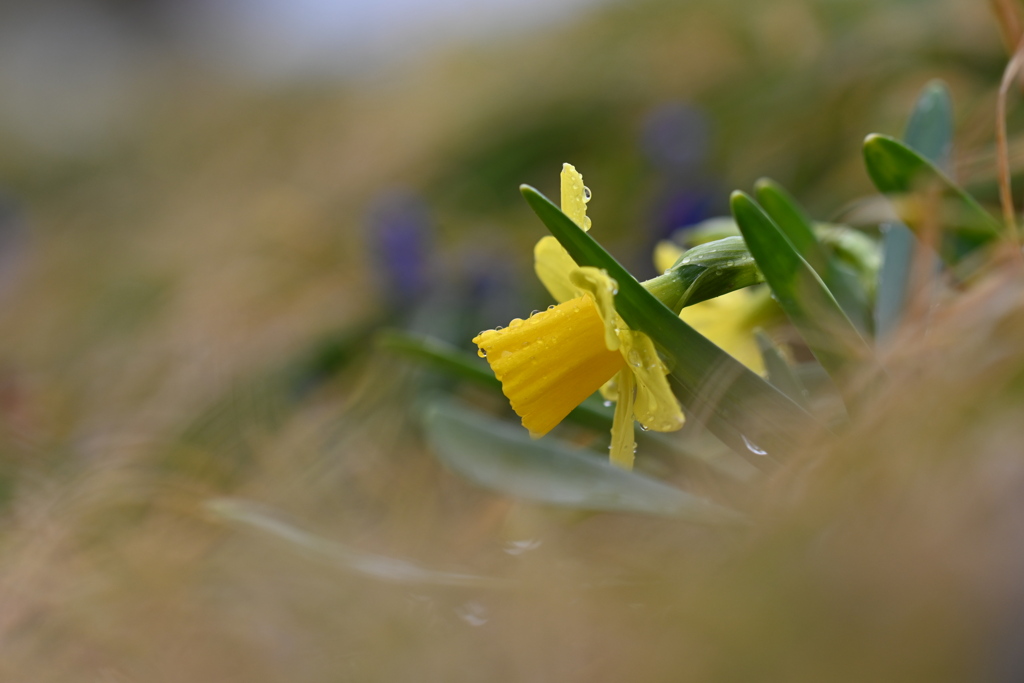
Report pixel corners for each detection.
[741,434,768,456]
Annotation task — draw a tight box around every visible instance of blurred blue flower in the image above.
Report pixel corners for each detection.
[640,102,710,173]
[366,189,433,308]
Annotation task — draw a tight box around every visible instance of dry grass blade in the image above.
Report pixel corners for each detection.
[996,36,1024,253]
[990,0,1023,53]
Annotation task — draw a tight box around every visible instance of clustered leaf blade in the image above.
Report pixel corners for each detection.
[754,178,872,334]
[903,79,953,171]
[874,81,954,339]
[752,179,821,259]
[730,191,871,385]
[874,223,916,339]
[862,134,1001,262]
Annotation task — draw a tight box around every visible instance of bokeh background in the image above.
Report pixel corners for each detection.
[0,0,1019,680]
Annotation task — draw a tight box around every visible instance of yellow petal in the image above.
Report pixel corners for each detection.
[680,289,766,375]
[653,240,684,274]
[569,266,620,352]
[598,375,619,402]
[534,236,579,304]
[618,329,686,432]
[609,369,636,469]
[473,296,625,437]
[560,163,592,232]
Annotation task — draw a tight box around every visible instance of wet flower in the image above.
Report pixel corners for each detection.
[474,164,684,469]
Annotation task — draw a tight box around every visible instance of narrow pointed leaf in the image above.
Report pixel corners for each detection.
[521,185,822,466]
[875,82,953,336]
[754,178,871,334]
[863,134,1001,261]
[377,329,501,390]
[425,401,743,524]
[903,80,953,171]
[874,222,916,339]
[377,329,615,432]
[825,260,873,335]
[731,191,871,383]
[753,179,821,258]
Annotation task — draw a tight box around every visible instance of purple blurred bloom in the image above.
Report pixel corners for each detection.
[639,102,710,173]
[366,189,433,306]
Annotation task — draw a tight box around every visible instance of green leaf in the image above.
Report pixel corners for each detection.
[377,329,502,391]
[863,134,1001,262]
[754,179,872,334]
[755,331,809,410]
[521,185,822,467]
[874,82,953,337]
[731,191,872,383]
[424,401,743,523]
[904,80,953,171]
[874,222,916,339]
[753,179,821,259]
[814,225,882,282]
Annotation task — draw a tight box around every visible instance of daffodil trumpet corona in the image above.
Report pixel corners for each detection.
[474,164,766,469]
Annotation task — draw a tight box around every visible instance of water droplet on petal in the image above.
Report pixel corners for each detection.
[628,350,642,367]
[509,318,524,328]
[583,186,592,202]
[477,348,487,358]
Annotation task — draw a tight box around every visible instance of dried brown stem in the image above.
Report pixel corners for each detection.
[991,0,1024,53]
[996,37,1024,253]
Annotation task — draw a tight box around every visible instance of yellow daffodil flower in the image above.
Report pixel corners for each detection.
[474,164,684,470]
[654,241,767,376]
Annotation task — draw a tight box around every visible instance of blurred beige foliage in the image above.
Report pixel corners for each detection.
[0,0,1018,681]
